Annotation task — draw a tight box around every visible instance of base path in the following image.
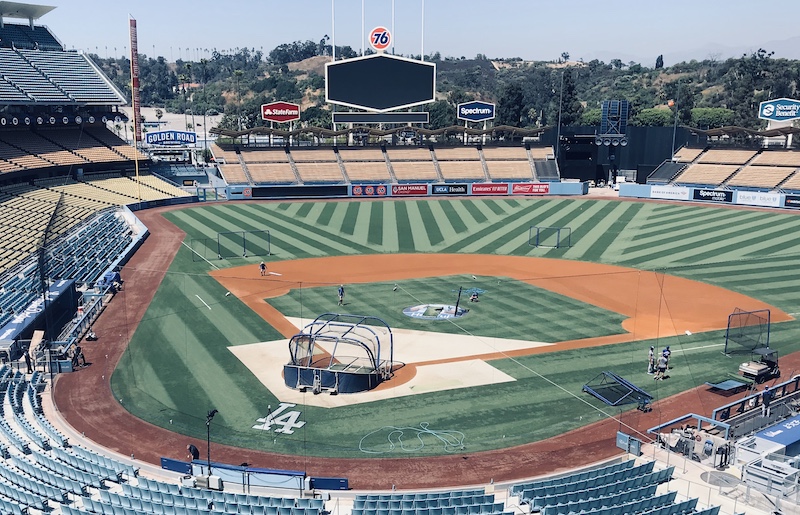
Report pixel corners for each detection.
[52,206,793,489]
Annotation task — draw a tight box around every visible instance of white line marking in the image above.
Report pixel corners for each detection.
[268,272,282,276]
[195,295,212,310]
[181,241,219,270]
[673,343,725,353]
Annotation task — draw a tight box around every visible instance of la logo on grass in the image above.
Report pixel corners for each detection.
[253,403,305,434]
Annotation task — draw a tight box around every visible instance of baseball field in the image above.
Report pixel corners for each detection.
[55,196,800,486]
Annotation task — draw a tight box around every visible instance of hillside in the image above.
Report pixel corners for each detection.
[89,42,800,133]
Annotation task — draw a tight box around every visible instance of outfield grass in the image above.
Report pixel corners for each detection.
[110,198,800,458]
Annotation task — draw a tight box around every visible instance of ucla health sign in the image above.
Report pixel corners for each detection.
[758,98,800,122]
[145,131,197,146]
[457,101,495,122]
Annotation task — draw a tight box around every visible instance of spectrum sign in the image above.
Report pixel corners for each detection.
[457,101,496,122]
[261,102,301,123]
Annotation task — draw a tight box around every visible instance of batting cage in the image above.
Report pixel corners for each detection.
[724,307,770,354]
[528,226,572,248]
[191,230,271,261]
[284,313,395,395]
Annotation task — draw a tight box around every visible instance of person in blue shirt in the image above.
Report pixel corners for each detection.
[337,285,345,306]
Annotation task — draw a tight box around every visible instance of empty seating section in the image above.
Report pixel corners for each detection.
[0,137,54,170]
[0,76,30,103]
[752,151,800,167]
[135,174,192,198]
[338,148,386,162]
[289,149,337,162]
[0,23,63,50]
[354,489,506,515]
[1,129,85,166]
[240,149,290,163]
[486,161,533,180]
[19,49,123,104]
[534,160,560,181]
[387,148,438,182]
[247,163,296,184]
[672,164,739,186]
[438,160,486,181]
[696,148,757,165]
[482,147,528,160]
[37,128,125,163]
[211,143,241,164]
[219,164,250,184]
[344,162,392,182]
[433,147,481,161]
[77,176,178,202]
[673,147,704,162]
[727,165,796,189]
[0,48,70,103]
[509,459,638,496]
[528,147,555,160]
[778,172,800,191]
[295,162,345,183]
[647,161,686,183]
[84,127,148,161]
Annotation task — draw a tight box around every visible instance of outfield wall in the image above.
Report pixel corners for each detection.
[226,181,588,200]
[619,183,800,210]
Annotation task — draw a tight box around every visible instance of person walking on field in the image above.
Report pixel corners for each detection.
[337,285,345,306]
[259,261,267,276]
[647,346,655,374]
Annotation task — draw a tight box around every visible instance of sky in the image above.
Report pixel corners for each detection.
[23,0,800,65]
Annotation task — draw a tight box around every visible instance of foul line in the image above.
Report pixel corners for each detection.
[181,240,219,270]
[195,295,212,310]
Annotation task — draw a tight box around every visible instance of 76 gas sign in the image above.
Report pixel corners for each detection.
[369,27,391,52]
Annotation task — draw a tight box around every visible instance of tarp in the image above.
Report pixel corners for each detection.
[756,414,800,447]
[0,279,76,341]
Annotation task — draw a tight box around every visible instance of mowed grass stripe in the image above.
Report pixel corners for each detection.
[416,201,444,247]
[234,204,376,256]
[559,201,629,259]
[438,200,469,234]
[367,202,383,246]
[315,202,337,226]
[441,199,560,254]
[572,202,641,262]
[428,200,463,243]
[630,215,800,267]
[381,202,399,252]
[393,201,417,253]
[474,202,576,255]
[339,202,361,236]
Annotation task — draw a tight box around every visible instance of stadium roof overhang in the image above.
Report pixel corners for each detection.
[0,1,55,23]
[687,125,800,138]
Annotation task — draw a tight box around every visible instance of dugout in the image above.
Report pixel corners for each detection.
[284,313,395,395]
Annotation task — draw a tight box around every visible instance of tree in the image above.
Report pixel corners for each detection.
[655,55,664,69]
[560,52,570,63]
[497,82,525,126]
[631,108,673,126]
[580,108,602,126]
[690,107,735,129]
[559,69,584,126]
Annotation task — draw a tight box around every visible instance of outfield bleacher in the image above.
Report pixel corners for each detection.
[672,163,739,186]
[528,146,555,160]
[294,162,345,183]
[386,148,438,182]
[726,165,797,190]
[219,163,251,184]
[485,161,534,180]
[751,150,800,167]
[696,148,757,165]
[344,162,392,183]
[438,160,486,181]
[672,147,704,163]
[211,143,242,164]
[247,163,297,184]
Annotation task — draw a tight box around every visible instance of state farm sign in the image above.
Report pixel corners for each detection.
[261,102,301,123]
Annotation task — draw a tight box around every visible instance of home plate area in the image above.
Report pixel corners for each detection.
[227,317,552,408]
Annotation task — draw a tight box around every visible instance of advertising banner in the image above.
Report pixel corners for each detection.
[758,98,800,122]
[650,185,691,201]
[261,102,301,123]
[145,131,197,146]
[785,195,800,209]
[432,184,468,196]
[391,184,428,196]
[736,191,782,208]
[693,189,733,203]
[352,185,388,197]
[457,101,496,122]
[512,183,550,195]
[471,183,509,195]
